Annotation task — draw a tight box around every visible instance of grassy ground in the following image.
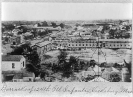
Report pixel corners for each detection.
[41,50,60,64]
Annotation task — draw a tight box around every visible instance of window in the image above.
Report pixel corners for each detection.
[86,44,88,46]
[29,78,31,81]
[23,61,24,67]
[12,63,15,68]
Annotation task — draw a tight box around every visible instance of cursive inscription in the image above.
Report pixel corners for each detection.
[0,83,132,95]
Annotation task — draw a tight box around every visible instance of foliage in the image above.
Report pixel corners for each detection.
[85,75,95,82]
[69,56,79,72]
[90,60,96,67]
[57,50,67,66]
[42,21,48,26]
[51,22,57,28]
[4,24,15,31]
[59,23,65,28]
[109,73,121,82]
[124,60,132,75]
[10,43,40,75]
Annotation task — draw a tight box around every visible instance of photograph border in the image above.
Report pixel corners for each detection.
[0,0,132,97]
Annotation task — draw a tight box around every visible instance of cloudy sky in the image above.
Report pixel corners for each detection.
[2,3,132,21]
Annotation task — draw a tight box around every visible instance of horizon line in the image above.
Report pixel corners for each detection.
[2,19,132,22]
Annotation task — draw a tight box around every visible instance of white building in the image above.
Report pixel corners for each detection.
[2,55,26,71]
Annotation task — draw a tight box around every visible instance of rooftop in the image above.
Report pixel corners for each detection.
[89,76,109,82]
[13,74,23,79]
[36,41,51,47]
[2,55,24,61]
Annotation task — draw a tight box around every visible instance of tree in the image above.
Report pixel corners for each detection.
[58,50,67,66]
[85,75,95,82]
[42,21,48,27]
[124,59,131,75]
[69,56,79,72]
[5,24,15,31]
[75,23,80,27]
[10,43,40,76]
[62,62,73,78]
[100,62,107,67]
[90,60,96,67]
[51,22,57,28]
[59,23,65,28]
[109,73,121,82]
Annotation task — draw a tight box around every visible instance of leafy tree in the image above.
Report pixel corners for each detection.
[10,43,40,76]
[58,50,67,66]
[109,73,121,82]
[51,22,57,28]
[62,62,73,78]
[124,60,131,75]
[37,23,42,27]
[19,26,28,33]
[75,23,80,27]
[4,24,15,31]
[59,23,65,28]
[85,75,95,82]
[31,29,37,37]
[42,21,48,27]
[100,62,107,67]
[69,56,79,72]
[90,60,96,67]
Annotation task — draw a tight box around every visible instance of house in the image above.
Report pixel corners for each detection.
[22,70,35,82]
[31,41,53,57]
[12,74,23,82]
[12,69,35,82]
[10,36,21,45]
[2,55,26,71]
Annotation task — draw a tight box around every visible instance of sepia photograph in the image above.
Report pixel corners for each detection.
[1,2,132,83]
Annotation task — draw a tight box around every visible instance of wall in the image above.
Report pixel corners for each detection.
[2,61,21,71]
[20,56,26,69]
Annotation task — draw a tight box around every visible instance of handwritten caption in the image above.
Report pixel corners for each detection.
[0,83,132,95]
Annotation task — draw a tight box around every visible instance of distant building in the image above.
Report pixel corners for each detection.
[66,39,132,50]
[33,26,61,31]
[31,41,53,56]
[2,55,26,71]
[12,69,35,82]
[10,36,21,45]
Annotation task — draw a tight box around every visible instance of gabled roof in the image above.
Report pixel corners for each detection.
[35,41,51,47]
[89,76,109,82]
[2,55,24,61]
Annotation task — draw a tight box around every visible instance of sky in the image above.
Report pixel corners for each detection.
[1,3,132,21]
